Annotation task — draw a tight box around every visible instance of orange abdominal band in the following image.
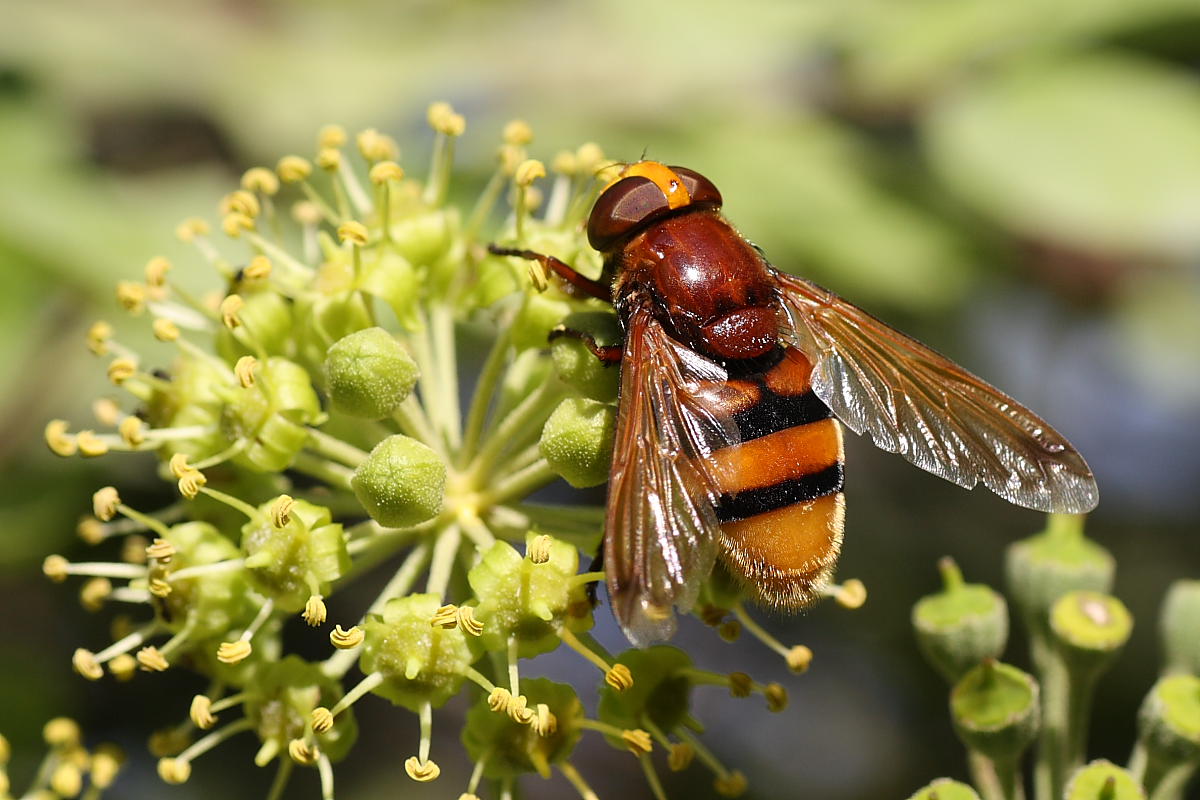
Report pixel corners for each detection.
[615,161,691,209]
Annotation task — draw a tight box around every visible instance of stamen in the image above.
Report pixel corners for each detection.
[303,595,327,627]
[558,628,632,691]
[329,625,364,650]
[145,256,172,288]
[44,420,77,457]
[559,762,599,800]
[234,355,258,388]
[526,534,552,564]
[822,578,867,609]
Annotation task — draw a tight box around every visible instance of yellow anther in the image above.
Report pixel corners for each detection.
[498,144,523,176]
[531,703,557,737]
[430,604,459,629]
[116,281,147,314]
[427,101,463,135]
[0,733,8,763]
[77,517,105,545]
[515,159,546,187]
[190,695,216,729]
[144,256,172,288]
[552,150,578,176]
[148,727,190,757]
[369,160,404,184]
[43,554,70,582]
[277,155,313,183]
[668,742,695,771]
[80,577,112,612]
[217,640,252,664]
[234,355,258,388]
[831,578,867,609]
[728,671,753,698]
[157,757,192,784]
[715,770,748,797]
[146,538,175,563]
[122,535,149,565]
[506,694,534,724]
[330,625,364,650]
[151,317,180,342]
[220,189,260,219]
[93,487,121,521]
[174,217,210,243]
[271,493,294,527]
[605,663,634,692]
[527,534,553,564]
[220,294,244,329]
[222,212,255,237]
[168,453,193,479]
[148,577,172,597]
[119,415,146,446]
[596,162,623,185]
[621,729,653,756]
[76,430,109,457]
[356,128,399,162]
[718,620,742,642]
[457,605,484,636]
[241,167,279,196]
[303,595,327,627]
[288,738,320,765]
[90,744,125,788]
[178,470,208,500]
[87,320,114,355]
[318,123,347,149]
[311,707,334,734]
[315,147,342,171]
[337,220,368,246]
[292,200,322,226]
[503,119,533,146]
[575,142,605,174]
[243,255,272,281]
[44,718,81,748]
[765,682,788,713]
[107,357,137,385]
[93,397,121,426]
[137,646,169,672]
[50,762,83,797]
[405,756,441,782]
[523,186,544,212]
[487,687,510,713]
[72,648,103,680]
[45,420,77,457]
[786,645,813,674]
[459,794,482,800]
[108,653,137,681]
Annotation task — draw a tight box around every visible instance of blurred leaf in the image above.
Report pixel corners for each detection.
[924,54,1200,258]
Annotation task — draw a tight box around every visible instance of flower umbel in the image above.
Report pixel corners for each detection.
[38,106,855,799]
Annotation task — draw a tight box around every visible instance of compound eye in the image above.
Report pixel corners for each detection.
[587,176,672,252]
[669,166,722,210]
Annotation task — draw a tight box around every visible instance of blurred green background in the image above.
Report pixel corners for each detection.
[2,0,1199,797]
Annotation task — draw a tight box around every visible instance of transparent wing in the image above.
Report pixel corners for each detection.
[605,301,740,646]
[775,272,1098,513]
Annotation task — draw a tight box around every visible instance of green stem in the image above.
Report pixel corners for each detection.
[483,460,558,507]
[426,525,462,598]
[470,379,563,484]
[458,322,512,467]
[969,750,1007,800]
[409,310,449,446]
[290,453,355,492]
[392,397,447,459]
[305,428,369,467]
[431,303,462,449]
[1148,762,1198,800]
[1033,633,1069,800]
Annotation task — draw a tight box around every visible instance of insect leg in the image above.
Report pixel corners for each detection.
[548,326,623,365]
[487,245,613,302]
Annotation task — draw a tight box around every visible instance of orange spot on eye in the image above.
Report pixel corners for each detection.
[620,161,692,209]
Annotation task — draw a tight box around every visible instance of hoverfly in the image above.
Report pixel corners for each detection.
[492,161,1098,646]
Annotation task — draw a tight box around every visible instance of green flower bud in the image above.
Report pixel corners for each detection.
[351,434,446,527]
[245,656,357,763]
[360,593,475,711]
[241,499,349,613]
[1161,580,1200,675]
[388,209,457,269]
[1006,514,1113,637]
[912,558,1009,683]
[218,357,322,471]
[1137,674,1200,765]
[1050,591,1132,679]
[293,276,374,375]
[462,679,583,779]
[539,397,615,488]
[468,251,522,308]
[324,327,419,420]
[215,289,294,361]
[512,293,572,352]
[906,778,982,800]
[950,661,1040,763]
[1063,760,1145,800]
[161,522,259,640]
[597,647,694,744]
[357,250,420,330]
[468,534,592,658]
[550,311,621,402]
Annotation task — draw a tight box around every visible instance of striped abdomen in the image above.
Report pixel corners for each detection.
[695,346,845,609]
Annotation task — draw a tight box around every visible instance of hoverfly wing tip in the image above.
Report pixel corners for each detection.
[619,602,678,647]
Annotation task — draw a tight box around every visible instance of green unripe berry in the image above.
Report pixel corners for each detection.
[360,594,475,711]
[550,312,621,402]
[1161,580,1200,675]
[215,289,294,361]
[358,251,420,330]
[906,778,982,800]
[462,678,583,779]
[540,397,615,488]
[1050,591,1132,678]
[912,558,1009,683]
[245,656,358,763]
[389,208,457,269]
[352,435,446,527]
[324,327,419,419]
[1006,514,1113,636]
[950,661,1040,763]
[1137,674,1200,765]
[1063,760,1145,800]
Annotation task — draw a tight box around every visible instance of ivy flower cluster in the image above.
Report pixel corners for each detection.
[33,105,865,799]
